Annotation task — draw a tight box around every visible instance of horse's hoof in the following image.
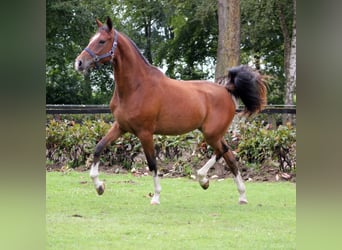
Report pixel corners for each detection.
[200,178,209,190]
[150,197,160,205]
[150,200,160,205]
[96,182,105,195]
[238,199,248,205]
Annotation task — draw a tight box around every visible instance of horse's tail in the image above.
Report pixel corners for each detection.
[225,65,268,116]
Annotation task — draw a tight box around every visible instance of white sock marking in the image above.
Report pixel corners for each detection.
[197,156,216,177]
[89,162,102,188]
[151,174,161,204]
[234,171,248,203]
[197,156,216,187]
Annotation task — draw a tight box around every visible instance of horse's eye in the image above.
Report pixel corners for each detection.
[99,40,105,44]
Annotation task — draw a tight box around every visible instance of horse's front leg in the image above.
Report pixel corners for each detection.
[137,131,161,205]
[90,122,123,195]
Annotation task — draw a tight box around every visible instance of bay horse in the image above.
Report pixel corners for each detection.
[75,17,267,205]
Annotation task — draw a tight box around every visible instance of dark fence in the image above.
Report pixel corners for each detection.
[46,104,110,114]
[46,104,296,115]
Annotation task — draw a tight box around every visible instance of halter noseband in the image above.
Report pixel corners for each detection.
[84,30,118,69]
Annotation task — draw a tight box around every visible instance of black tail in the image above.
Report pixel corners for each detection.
[226,65,268,116]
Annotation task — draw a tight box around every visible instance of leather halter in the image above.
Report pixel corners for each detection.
[84,30,118,69]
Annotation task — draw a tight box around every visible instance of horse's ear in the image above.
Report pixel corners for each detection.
[96,18,103,28]
[105,16,113,31]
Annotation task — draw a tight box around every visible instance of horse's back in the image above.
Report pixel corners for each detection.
[152,78,236,135]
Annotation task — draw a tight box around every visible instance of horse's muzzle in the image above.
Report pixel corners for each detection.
[75,59,82,71]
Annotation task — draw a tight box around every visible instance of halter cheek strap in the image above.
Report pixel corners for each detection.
[84,30,118,69]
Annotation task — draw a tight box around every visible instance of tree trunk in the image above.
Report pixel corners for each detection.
[278,0,296,124]
[215,0,240,82]
[287,0,296,107]
[82,73,92,104]
[144,17,153,64]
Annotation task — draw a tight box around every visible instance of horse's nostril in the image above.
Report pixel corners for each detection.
[78,60,82,67]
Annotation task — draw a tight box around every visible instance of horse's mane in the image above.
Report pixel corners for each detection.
[120,32,151,66]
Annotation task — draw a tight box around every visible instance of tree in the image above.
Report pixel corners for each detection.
[46,0,293,106]
[215,0,240,81]
[277,0,296,122]
[240,0,295,105]
[155,0,218,80]
[46,0,115,104]
[115,0,167,64]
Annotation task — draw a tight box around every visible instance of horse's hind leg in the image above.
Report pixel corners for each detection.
[197,136,248,204]
[221,141,248,204]
[90,122,123,195]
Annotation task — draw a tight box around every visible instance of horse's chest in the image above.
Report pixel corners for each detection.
[110,94,153,132]
[112,105,142,132]
[110,96,127,120]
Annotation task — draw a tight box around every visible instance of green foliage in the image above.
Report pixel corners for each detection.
[154,132,202,160]
[46,116,296,174]
[46,119,109,168]
[154,132,207,176]
[235,120,296,172]
[46,0,116,104]
[240,0,294,104]
[155,0,218,80]
[46,118,143,169]
[46,117,206,174]
[46,0,294,105]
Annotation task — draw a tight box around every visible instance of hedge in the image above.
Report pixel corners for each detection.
[46,115,296,174]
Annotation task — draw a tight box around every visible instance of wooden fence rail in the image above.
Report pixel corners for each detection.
[46,104,296,115]
[46,104,110,114]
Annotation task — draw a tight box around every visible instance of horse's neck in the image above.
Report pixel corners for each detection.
[113,35,152,98]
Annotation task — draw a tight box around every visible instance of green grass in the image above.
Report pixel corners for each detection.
[46,171,296,250]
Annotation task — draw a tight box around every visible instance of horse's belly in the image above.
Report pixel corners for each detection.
[155,125,198,136]
[154,111,203,135]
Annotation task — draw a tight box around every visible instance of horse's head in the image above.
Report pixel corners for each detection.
[75,17,118,73]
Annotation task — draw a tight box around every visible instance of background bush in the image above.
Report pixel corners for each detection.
[232,119,296,171]
[46,115,296,174]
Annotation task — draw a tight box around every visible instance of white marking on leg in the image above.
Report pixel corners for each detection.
[89,162,103,189]
[151,174,161,205]
[234,171,248,204]
[197,156,216,177]
[197,156,216,187]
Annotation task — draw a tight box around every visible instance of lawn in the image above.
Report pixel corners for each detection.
[46,171,296,249]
